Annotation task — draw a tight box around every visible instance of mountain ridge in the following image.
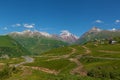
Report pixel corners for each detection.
[77,27,120,44]
[9,30,78,44]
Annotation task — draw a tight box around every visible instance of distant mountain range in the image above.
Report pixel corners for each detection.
[0,30,79,57]
[1,27,120,57]
[8,30,79,55]
[77,27,120,44]
[9,27,120,47]
[9,30,78,44]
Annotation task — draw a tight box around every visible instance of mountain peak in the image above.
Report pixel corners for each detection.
[9,30,52,38]
[9,30,79,44]
[60,30,78,43]
[39,32,52,37]
[60,30,72,36]
[89,27,102,32]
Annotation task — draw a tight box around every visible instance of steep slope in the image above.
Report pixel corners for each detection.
[60,30,78,43]
[9,30,68,55]
[15,42,120,80]
[0,35,30,57]
[77,27,120,44]
[2,40,120,80]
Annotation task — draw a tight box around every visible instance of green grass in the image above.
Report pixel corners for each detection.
[88,61,120,79]
[0,36,15,47]
[1,40,120,80]
[79,56,120,79]
[0,35,31,57]
[6,68,101,80]
[0,64,20,80]
[11,36,68,55]
[41,46,72,56]
[0,58,24,64]
[79,43,120,79]
[25,57,76,71]
[25,43,120,79]
[70,45,86,58]
[86,43,120,58]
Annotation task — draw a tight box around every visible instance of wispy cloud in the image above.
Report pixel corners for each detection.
[3,27,8,30]
[95,20,103,23]
[108,28,116,31]
[23,24,35,28]
[115,20,120,23]
[12,24,21,27]
[12,23,35,28]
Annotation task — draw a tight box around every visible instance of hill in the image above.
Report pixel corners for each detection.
[0,35,30,57]
[0,30,120,80]
[77,27,120,44]
[3,41,120,80]
[9,32,68,55]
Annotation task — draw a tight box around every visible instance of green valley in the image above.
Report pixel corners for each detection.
[0,39,120,80]
[0,36,30,57]
[0,30,120,80]
[10,34,68,55]
[1,0,120,80]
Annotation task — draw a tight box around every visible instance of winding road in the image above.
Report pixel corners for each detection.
[14,45,120,76]
[14,56,34,67]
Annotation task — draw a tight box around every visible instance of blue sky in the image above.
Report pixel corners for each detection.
[0,0,120,36]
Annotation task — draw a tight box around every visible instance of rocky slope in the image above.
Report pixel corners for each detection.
[77,27,120,44]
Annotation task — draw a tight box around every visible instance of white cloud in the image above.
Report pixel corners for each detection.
[12,23,35,29]
[16,24,21,26]
[109,28,116,31]
[23,24,35,28]
[12,24,21,27]
[112,28,116,31]
[95,20,103,23]
[3,27,8,30]
[115,20,120,23]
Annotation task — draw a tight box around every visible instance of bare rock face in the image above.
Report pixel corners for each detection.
[60,30,78,43]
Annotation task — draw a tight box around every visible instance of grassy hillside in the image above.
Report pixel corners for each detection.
[24,43,120,80]
[1,40,120,80]
[0,35,30,57]
[11,36,68,55]
[77,30,120,44]
[79,43,120,79]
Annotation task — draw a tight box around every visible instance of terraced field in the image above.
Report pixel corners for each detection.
[80,43,120,80]
[0,43,120,80]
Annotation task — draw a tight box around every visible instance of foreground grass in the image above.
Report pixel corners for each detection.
[2,43,120,80]
[80,43,120,79]
[25,57,76,71]
[7,68,101,80]
[0,58,24,64]
[41,46,72,56]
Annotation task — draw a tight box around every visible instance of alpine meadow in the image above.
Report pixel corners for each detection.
[0,0,120,80]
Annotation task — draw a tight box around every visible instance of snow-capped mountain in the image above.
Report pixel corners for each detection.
[9,30,52,38]
[8,30,68,55]
[60,30,79,43]
[9,30,78,44]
